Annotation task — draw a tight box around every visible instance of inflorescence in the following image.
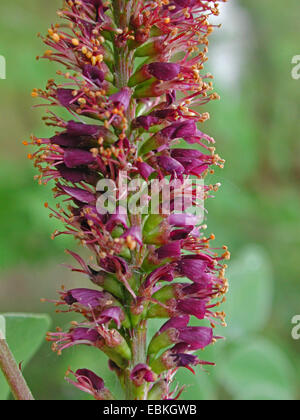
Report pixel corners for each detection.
[26,0,229,400]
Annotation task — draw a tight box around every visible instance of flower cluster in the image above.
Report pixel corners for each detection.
[27,0,229,400]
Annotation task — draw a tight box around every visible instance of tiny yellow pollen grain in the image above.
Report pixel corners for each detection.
[52,33,60,43]
[72,38,79,46]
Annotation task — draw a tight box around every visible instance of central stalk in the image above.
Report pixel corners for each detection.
[112,0,147,400]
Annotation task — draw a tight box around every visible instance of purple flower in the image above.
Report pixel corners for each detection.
[74,368,104,391]
[156,240,182,260]
[169,351,215,369]
[57,89,77,107]
[105,207,128,232]
[82,0,108,22]
[172,353,199,368]
[83,64,104,87]
[59,185,95,204]
[170,149,211,176]
[147,62,181,81]
[177,298,207,320]
[66,120,112,140]
[177,326,213,350]
[157,156,185,178]
[136,161,155,180]
[169,226,197,240]
[160,316,190,333]
[61,288,106,307]
[66,369,113,400]
[130,364,156,387]
[135,115,160,130]
[50,133,81,148]
[173,0,197,8]
[168,214,198,227]
[143,265,175,289]
[46,327,101,354]
[57,165,93,183]
[176,255,214,283]
[161,120,197,141]
[64,148,95,168]
[71,328,100,343]
[96,307,124,329]
[109,88,131,110]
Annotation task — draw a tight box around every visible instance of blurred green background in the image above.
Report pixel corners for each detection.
[0,0,299,400]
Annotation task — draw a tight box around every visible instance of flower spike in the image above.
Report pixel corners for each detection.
[29,0,229,400]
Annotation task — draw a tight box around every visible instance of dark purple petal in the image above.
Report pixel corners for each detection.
[57,88,77,107]
[178,326,213,350]
[109,88,131,110]
[156,240,182,260]
[176,257,211,282]
[130,364,156,386]
[60,185,95,204]
[105,207,128,232]
[173,120,197,139]
[97,307,123,329]
[173,0,197,8]
[83,64,104,87]
[99,255,129,275]
[67,120,103,137]
[160,315,190,333]
[157,156,185,177]
[161,120,197,140]
[50,133,80,147]
[135,115,160,130]
[170,226,194,240]
[57,165,91,183]
[147,62,181,81]
[173,353,199,367]
[177,298,206,319]
[64,148,95,168]
[152,109,177,120]
[72,328,100,343]
[82,0,108,21]
[168,214,198,227]
[75,369,104,391]
[63,288,105,307]
[171,148,204,159]
[182,282,213,296]
[137,161,155,180]
[144,265,175,289]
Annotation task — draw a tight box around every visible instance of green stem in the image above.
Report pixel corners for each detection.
[0,339,34,400]
[112,0,148,400]
[124,322,148,400]
[132,321,147,365]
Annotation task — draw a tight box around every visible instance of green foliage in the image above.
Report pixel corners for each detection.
[217,338,295,400]
[0,313,51,399]
[224,245,273,338]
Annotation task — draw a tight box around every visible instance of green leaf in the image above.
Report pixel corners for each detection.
[224,245,273,338]
[217,338,295,400]
[0,313,51,400]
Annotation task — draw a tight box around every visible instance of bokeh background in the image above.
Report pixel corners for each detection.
[0,0,299,400]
